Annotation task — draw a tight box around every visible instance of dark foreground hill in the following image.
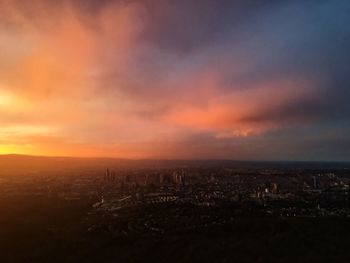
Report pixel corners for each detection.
[1,193,350,263]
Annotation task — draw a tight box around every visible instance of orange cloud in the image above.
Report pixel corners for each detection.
[163,74,318,138]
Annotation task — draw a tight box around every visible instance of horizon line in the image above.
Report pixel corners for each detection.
[0,153,349,163]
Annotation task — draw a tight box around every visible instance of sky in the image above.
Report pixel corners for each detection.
[0,0,350,161]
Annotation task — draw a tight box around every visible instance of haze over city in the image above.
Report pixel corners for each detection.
[1,0,350,160]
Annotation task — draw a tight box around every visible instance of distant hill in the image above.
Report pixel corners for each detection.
[0,154,128,177]
[0,154,349,177]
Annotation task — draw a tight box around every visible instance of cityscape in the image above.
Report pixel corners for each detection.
[1,156,350,262]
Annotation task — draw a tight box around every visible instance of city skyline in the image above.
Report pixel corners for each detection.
[1,0,350,160]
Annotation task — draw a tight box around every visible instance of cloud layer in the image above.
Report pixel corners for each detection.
[0,0,350,160]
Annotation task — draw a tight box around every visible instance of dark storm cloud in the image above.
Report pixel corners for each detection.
[231,0,350,118]
[149,0,350,131]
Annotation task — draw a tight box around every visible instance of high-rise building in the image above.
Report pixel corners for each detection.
[313,175,320,189]
[111,171,116,182]
[271,183,279,194]
[104,168,110,182]
[159,173,164,186]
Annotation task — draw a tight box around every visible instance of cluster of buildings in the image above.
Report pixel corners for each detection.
[95,167,350,219]
[103,168,187,188]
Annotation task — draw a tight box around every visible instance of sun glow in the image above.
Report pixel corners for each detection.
[0,88,15,107]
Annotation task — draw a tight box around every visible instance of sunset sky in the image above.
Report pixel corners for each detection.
[0,0,350,160]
